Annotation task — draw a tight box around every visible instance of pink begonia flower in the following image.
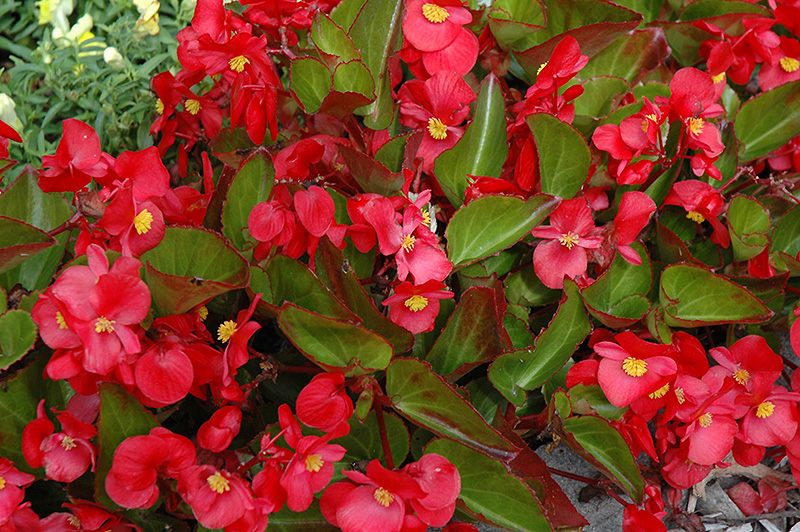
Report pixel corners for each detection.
[296,372,354,432]
[382,280,454,334]
[612,191,656,265]
[708,335,784,391]
[197,405,242,452]
[178,465,255,529]
[0,458,34,525]
[531,197,602,289]
[663,180,730,248]
[402,0,471,53]
[38,119,114,193]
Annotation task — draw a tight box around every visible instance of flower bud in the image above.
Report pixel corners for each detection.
[103,46,125,70]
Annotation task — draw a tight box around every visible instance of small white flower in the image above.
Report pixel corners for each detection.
[103,47,125,70]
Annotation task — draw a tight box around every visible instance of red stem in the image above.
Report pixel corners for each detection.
[547,467,601,485]
[373,401,395,469]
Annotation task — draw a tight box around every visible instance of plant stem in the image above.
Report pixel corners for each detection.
[373,400,395,469]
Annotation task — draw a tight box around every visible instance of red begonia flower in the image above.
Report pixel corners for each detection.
[178,465,255,530]
[38,119,113,193]
[217,294,262,384]
[403,0,471,53]
[382,280,454,334]
[98,188,166,257]
[708,335,783,391]
[296,372,354,432]
[663,180,729,248]
[197,405,242,452]
[134,341,194,405]
[113,146,170,202]
[403,453,460,526]
[612,191,656,265]
[531,197,602,289]
[0,458,34,525]
[759,36,800,91]
[281,434,347,512]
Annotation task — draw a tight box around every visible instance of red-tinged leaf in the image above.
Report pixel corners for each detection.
[0,217,58,275]
[528,113,590,199]
[221,148,274,251]
[727,482,763,516]
[314,237,414,354]
[338,411,410,465]
[96,383,159,508]
[426,287,507,379]
[210,128,257,168]
[278,303,392,375]
[655,221,705,266]
[201,164,237,232]
[310,12,360,67]
[492,413,589,529]
[772,205,800,259]
[489,280,592,406]
[338,145,404,196]
[487,0,545,50]
[318,90,375,120]
[424,438,550,532]
[579,28,670,82]
[513,0,642,77]
[727,195,769,262]
[659,264,773,327]
[263,255,360,321]
[0,310,37,369]
[386,358,520,461]
[268,500,338,532]
[141,227,250,316]
[290,57,333,114]
[736,80,800,162]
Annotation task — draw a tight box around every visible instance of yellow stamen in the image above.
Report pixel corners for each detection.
[622,357,647,377]
[688,117,705,136]
[305,454,324,472]
[675,387,685,404]
[537,61,548,75]
[427,117,447,140]
[185,99,202,115]
[712,72,725,84]
[558,231,580,250]
[207,471,230,494]
[641,113,658,132]
[68,515,81,528]
[374,487,394,507]
[95,316,115,333]
[0,476,5,490]
[229,55,250,73]
[733,368,750,385]
[421,3,449,23]
[156,98,164,115]
[404,295,429,312]
[61,435,77,450]
[56,311,68,330]
[401,234,416,252]
[698,412,713,427]
[217,320,238,343]
[197,306,208,322]
[780,57,799,73]
[649,383,670,399]
[756,401,775,418]
[421,209,432,227]
[686,210,705,224]
[134,209,153,235]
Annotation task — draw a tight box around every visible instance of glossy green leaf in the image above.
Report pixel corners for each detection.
[348,0,403,129]
[278,303,393,375]
[446,194,559,267]
[268,500,338,532]
[680,0,769,18]
[221,148,274,251]
[290,57,332,114]
[487,0,545,50]
[434,75,508,207]
[658,11,760,66]
[311,13,360,63]
[772,206,800,256]
[572,77,630,119]
[561,415,644,502]
[141,227,250,316]
[210,128,257,167]
[427,287,506,377]
[0,310,37,368]
[332,60,375,99]
[489,281,591,405]
[425,439,551,532]
[339,411,409,464]
[659,264,773,327]
[610,0,662,22]
[338,145,404,196]
[314,238,414,353]
[0,171,71,291]
[581,242,651,328]
[568,384,626,420]
[727,195,769,262]
[374,133,409,173]
[265,255,359,321]
[736,80,800,161]
[0,216,57,275]
[528,113,590,198]
[504,263,562,307]
[386,358,519,460]
[96,383,159,508]
[330,0,363,30]
[579,29,669,82]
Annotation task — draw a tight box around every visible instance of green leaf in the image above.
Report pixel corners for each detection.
[659,264,773,326]
[571,77,630,119]
[348,0,403,129]
[332,60,375,99]
[0,310,37,368]
[221,148,274,251]
[314,238,414,353]
[141,227,250,316]
[386,358,519,460]
[268,500,338,532]
[581,242,651,328]
[504,264,562,307]
[96,383,159,508]
[561,415,644,502]
[772,206,800,256]
[426,287,506,378]
[609,0,663,22]
[374,133,408,173]
[330,0,363,30]
[568,384,626,420]
[0,170,71,291]
[289,57,332,114]
[736,80,800,161]
[425,439,551,532]
[528,113,590,198]
[446,194,559,267]
[487,0,545,50]
[579,29,669,82]
[338,146,404,196]
[727,195,769,262]
[311,12,360,63]
[489,280,591,405]
[680,0,769,18]
[434,75,508,207]
[0,216,57,275]
[278,303,393,375]
[264,255,359,321]
[339,411,409,464]
[658,11,761,67]
[209,128,257,167]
